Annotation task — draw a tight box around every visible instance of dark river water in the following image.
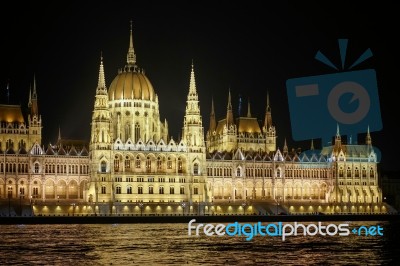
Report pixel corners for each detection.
[0,221,399,265]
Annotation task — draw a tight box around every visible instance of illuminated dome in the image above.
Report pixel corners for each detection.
[108,23,156,102]
[108,68,155,101]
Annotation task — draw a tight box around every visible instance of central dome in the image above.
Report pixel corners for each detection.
[108,68,155,101]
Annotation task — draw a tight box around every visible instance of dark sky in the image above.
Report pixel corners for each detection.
[1,2,398,171]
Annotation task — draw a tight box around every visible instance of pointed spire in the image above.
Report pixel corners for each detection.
[227,89,232,110]
[209,97,216,132]
[97,53,107,93]
[334,123,342,147]
[283,138,288,154]
[336,123,340,137]
[310,139,315,150]
[247,98,251,117]
[126,20,137,66]
[32,74,37,99]
[30,74,39,116]
[366,125,372,145]
[28,86,32,107]
[189,60,197,95]
[58,126,61,141]
[264,91,273,130]
[226,89,234,126]
[266,91,271,112]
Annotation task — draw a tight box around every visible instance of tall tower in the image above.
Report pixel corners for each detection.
[263,92,276,152]
[181,62,208,202]
[182,62,205,151]
[28,75,42,147]
[88,55,112,203]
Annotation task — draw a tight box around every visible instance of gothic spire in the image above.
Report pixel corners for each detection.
[209,97,216,132]
[97,53,107,94]
[247,98,251,117]
[366,125,372,145]
[264,91,273,129]
[126,20,137,66]
[32,74,37,100]
[189,60,197,95]
[226,89,234,126]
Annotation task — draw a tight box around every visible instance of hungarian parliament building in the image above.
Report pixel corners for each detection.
[0,27,382,210]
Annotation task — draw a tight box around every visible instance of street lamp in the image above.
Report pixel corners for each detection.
[19,192,23,216]
[139,202,144,216]
[276,197,280,215]
[8,186,12,217]
[181,202,186,215]
[242,201,246,215]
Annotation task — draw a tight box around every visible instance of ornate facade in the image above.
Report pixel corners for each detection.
[87,25,208,205]
[0,79,90,202]
[1,25,383,213]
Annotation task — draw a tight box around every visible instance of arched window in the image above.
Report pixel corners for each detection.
[136,156,141,168]
[146,156,151,171]
[157,157,162,170]
[135,123,140,142]
[127,186,132,194]
[101,161,107,173]
[34,163,40,174]
[347,168,351,177]
[167,157,172,169]
[236,167,241,177]
[276,168,281,178]
[116,186,121,194]
[193,163,199,175]
[178,158,183,173]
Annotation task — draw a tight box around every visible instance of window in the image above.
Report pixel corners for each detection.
[33,187,39,196]
[137,177,144,182]
[236,167,241,177]
[194,178,199,183]
[178,158,183,172]
[127,186,132,194]
[101,161,107,173]
[347,168,351,177]
[114,157,120,172]
[159,187,164,194]
[115,177,122,182]
[34,163,39,174]
[158,177,165,182]
[116,186,121,194]
[170,187,174,194]
[148,177,154,182]
[157,157,162,169]
[194,187,198,195]
[169,178,175,183]
[193,163,199,175]
[370,168,374,177]
[125,159,131,170]
[339,168,344,178]
[101,186,106,194]
[355,168,359,178]
[138,186,143,194]
[167,158,172,169]
[136,156,141,168]
[362,168,367,178]
[180,187,185,194]
[149,186,154,194]
[146,157,151,171]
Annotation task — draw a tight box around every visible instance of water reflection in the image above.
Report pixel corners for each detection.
[0,221,399,265]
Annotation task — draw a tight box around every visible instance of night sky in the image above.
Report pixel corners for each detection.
[1,2,398,171]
